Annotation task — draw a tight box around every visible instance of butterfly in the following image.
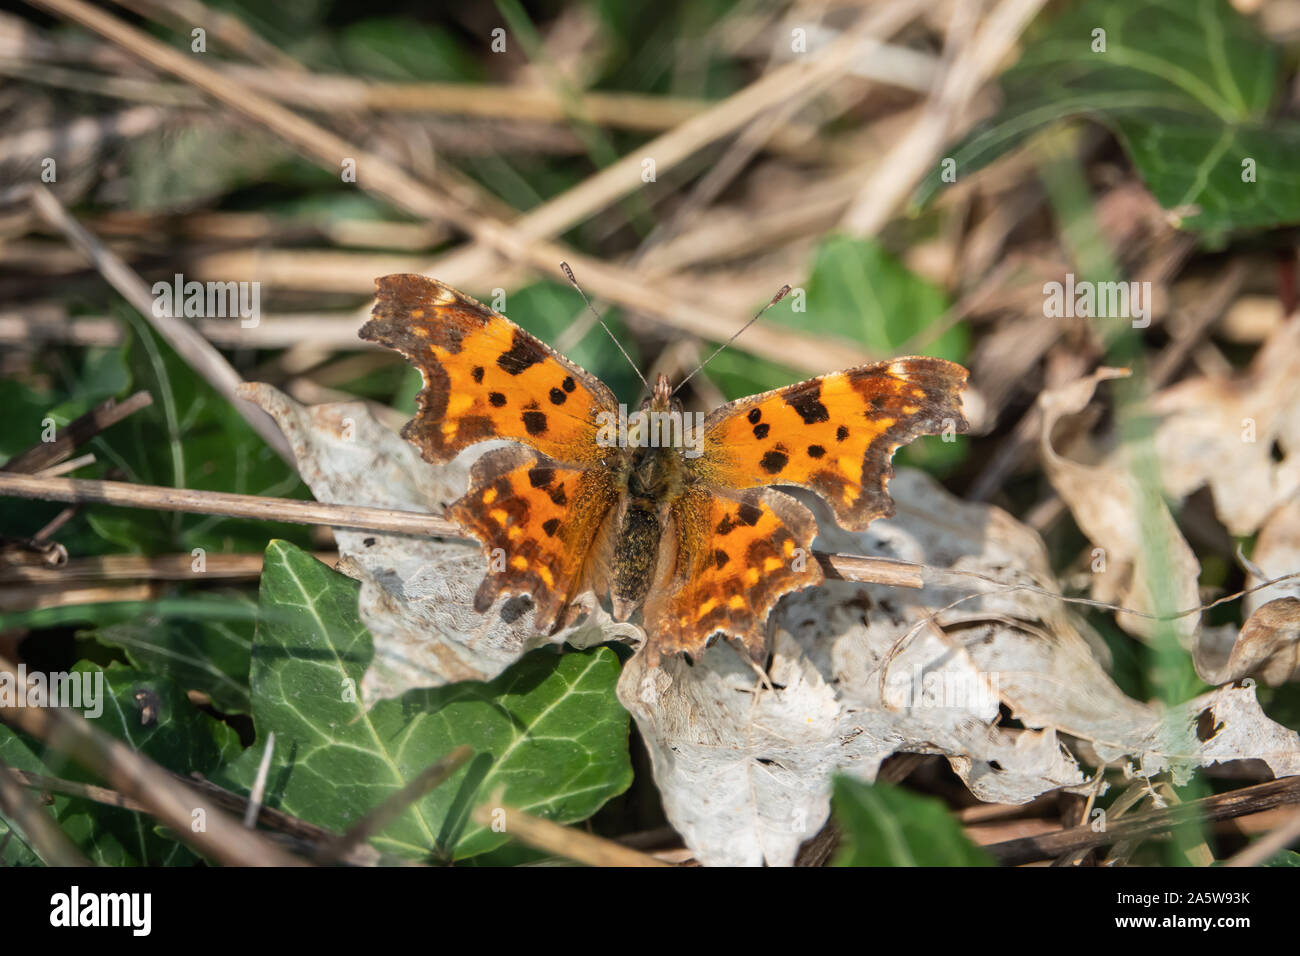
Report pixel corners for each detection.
[361,274,969,664]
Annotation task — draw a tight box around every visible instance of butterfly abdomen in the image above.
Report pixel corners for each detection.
[611,501,660,614]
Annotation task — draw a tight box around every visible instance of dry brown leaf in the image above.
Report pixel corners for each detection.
[1192,484,1300,686]
[1194,598,1300,686]
[1150,315,1300,536]
[1038,366,1201,642]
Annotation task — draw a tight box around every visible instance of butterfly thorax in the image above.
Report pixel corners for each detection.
[609,375,693,618]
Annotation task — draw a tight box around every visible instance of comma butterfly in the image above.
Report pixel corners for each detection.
[360,275,969,663]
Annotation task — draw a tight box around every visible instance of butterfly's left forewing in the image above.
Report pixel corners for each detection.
[360,274,618,466]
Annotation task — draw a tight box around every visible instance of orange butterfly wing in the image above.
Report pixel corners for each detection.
[651,357,969,660]
[696,357,969,529]
[644,487,821,662]
[448,446,617,632]
[363,274,971,661]
[360,274,617,466]
[361,275,621,631]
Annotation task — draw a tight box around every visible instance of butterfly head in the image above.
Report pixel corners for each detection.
[643,372,681,415]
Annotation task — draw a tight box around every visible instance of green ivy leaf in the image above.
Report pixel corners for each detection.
[831,776,995,867]
[1262,850,1300,866]
[214,541,631,862]
[86,593,256,715]
[915,0,1299,237]
[0,662,238,866]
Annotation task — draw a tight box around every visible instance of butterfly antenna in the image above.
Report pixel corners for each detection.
[673,284,791,395]
[561,262,649,391]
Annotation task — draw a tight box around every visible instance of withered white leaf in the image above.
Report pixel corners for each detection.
[622,470,1300,866]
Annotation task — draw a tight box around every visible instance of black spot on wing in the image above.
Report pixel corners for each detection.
[785,383,829,424]
[528,466,554,488]
[497,330,544,375]
[760,449,788,474]
[542,517,560,537]
[522,410,548,435]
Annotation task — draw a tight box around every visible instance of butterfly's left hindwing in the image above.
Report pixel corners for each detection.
[448,446,618,632]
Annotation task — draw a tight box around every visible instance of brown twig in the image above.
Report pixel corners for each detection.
[471,801,672,867]
[1,582,159,613]
[0,757,90,866]
[0,551,338,585]
[984,775,1300,866]
[0,472,460,538]
[0,472,931,590]
[2,390,152,475]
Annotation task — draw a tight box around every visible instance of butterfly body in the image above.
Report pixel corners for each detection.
[606,374,693,620]
[361,274,969,663]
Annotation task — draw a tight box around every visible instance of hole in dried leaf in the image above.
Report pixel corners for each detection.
[499,595,532,624]
[1195,707,1224,742]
